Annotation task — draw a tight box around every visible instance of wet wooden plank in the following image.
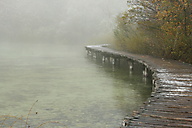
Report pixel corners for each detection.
[129,116,192,127]
[85,45,192,128]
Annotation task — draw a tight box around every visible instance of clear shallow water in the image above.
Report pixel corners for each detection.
[0,42,152,128]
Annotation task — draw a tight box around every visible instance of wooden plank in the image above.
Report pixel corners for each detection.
[85,45,192,128]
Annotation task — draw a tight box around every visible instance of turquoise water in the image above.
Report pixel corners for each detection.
[0,42,152,128]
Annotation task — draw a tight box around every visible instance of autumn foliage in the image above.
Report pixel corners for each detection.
[114,0,192,63]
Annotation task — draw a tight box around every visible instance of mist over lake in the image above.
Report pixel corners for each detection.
[0,1,152,128]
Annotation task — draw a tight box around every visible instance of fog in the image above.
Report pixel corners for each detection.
[0,0,127,44]
[0,2,153,127]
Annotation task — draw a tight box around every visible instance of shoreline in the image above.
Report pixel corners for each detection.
[85,44,192,128]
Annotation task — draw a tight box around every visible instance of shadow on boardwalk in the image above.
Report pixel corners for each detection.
[85,45,192,128]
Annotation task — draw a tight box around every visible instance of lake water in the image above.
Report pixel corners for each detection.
[0,42,152,128]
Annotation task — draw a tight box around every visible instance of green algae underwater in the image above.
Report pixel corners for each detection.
[0,42,152,128]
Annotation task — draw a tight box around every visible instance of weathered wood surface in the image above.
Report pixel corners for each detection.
[85,45,192,128]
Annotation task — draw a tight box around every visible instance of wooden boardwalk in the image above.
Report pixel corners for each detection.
[85,45,192,128]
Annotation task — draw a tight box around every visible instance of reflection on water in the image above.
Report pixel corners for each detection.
[0,42,152,128]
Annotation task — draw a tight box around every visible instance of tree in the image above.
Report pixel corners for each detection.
[151,0,192,60]
[113,0,192,63]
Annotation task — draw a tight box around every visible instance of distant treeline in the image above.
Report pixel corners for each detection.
[113,0,192,63]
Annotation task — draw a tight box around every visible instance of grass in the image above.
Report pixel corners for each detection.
[0,100,66,128]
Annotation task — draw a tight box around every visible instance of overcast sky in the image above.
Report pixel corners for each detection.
[0,0,127,43]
